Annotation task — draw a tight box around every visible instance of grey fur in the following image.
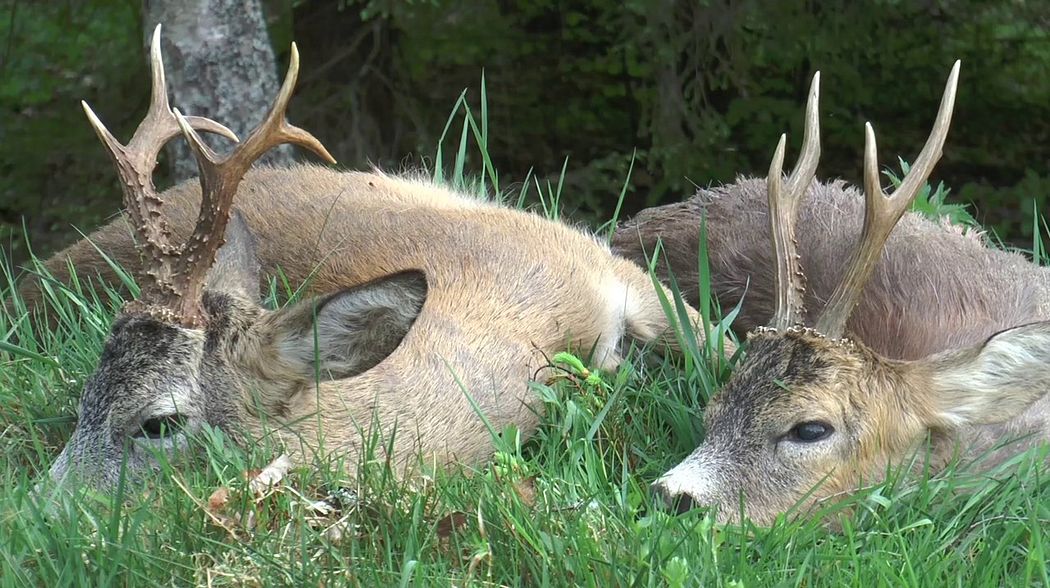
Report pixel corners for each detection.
[613,177,1048,359]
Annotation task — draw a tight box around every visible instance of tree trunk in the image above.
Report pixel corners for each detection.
[143,0,294,183]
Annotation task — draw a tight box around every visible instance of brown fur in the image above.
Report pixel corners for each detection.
[34,165,722,488]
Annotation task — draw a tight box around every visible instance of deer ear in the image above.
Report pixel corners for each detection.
[923,322,1050,427]
[267,271,427,381]
[206,211,261,299]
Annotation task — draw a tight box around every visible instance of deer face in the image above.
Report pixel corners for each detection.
[44,26,371,493]
[47,300,244,490]
[654,324,1050,525]
[47,216,427,492]
[653,329,915,524]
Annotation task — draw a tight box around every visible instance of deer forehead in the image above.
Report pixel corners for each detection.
[98,317,203,372]
[708,332,870,428]
[94,316,206,387]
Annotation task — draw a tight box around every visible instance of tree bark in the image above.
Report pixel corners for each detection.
[143,0,294,183]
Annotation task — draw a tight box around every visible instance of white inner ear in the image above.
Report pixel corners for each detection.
[932,323,1050,426]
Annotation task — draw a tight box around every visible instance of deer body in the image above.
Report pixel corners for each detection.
[51,164,658,373]
[43,164,691,488]
[616,66,1050,525]
[614,177,1050,360]
[38,28,708,490]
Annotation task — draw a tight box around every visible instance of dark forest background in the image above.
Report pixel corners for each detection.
[2,0,1049,263]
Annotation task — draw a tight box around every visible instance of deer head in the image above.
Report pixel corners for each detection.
[47,26,428,491]
[653,62,1050,525]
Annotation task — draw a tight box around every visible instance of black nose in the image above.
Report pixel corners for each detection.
[652,483,697,515]
[672,494,695,515]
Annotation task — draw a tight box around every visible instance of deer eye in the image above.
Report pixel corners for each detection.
[789,421,834,442]
[134,414,187,440]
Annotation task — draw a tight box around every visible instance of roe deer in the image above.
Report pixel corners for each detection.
[614,64,1050,525]
[36,27,724,491]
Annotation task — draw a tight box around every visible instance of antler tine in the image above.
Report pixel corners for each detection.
[267,43,337,162]
[815,61,961,338]
[785,72,822,199]
[768,72,820,330]
[132,25,240,163]
[167,42,336,324]
[199,43,336,172]
[82,24,238,314]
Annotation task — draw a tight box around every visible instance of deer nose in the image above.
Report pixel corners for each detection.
[672,493,696,514]
[651,480,697,514]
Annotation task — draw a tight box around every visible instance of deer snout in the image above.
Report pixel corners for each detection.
[651,480,697,514]
[651,455,724,515]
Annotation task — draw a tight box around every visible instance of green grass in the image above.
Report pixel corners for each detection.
[1,90,1048,587]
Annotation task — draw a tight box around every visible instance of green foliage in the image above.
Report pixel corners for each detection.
[0,2,141,261]
[886,158,980,228]
[334,0,1050,230]
[960,169,1050,242]
[4,1,1050,264]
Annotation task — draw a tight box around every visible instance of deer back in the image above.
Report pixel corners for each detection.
[36,163,701,482]
[613,177,1050,361]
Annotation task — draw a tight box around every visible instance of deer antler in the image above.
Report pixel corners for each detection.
[82,25,238,323]
[83,24,336,327]
[166,41,335,325]
[766,72,821,330]
[815,61,960,338]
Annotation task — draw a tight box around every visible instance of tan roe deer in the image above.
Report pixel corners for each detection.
[37,27,725,491]
[614,64,1050,525]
